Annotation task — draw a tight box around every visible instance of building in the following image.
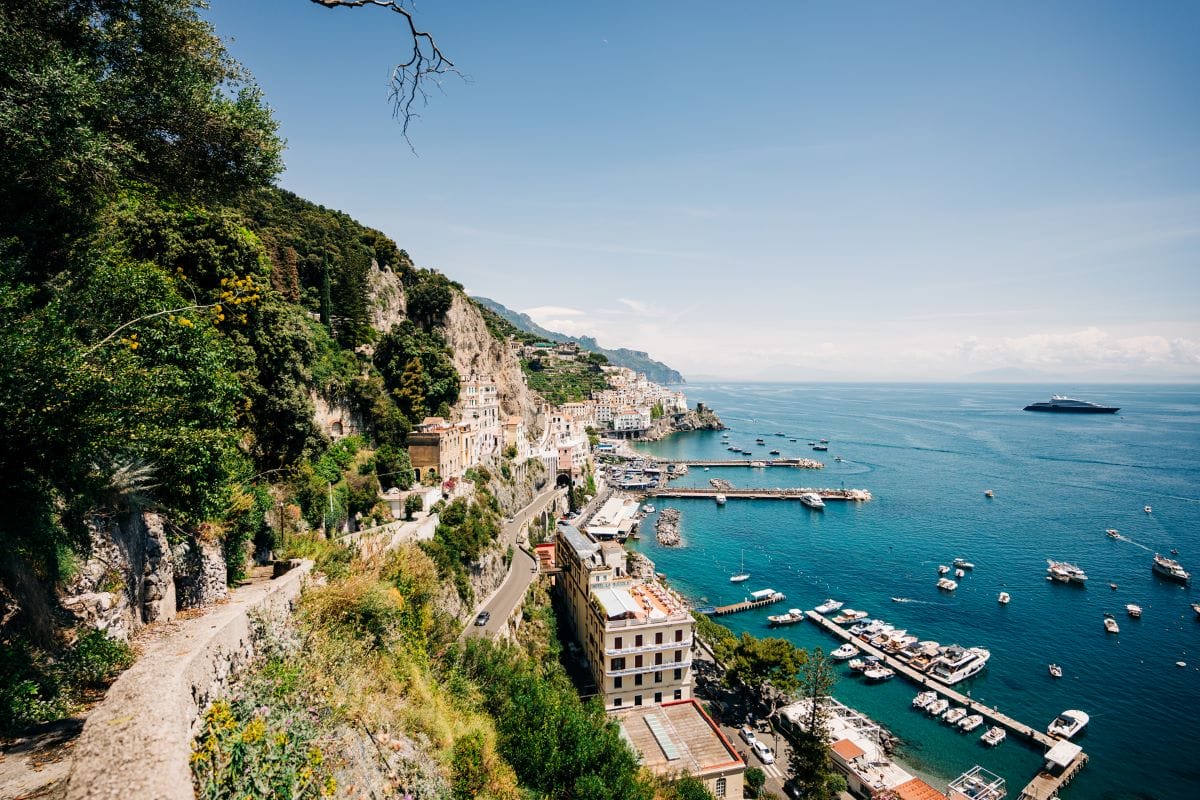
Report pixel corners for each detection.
[615,699,745,799]
[585,495,641,540]
[612,406,652,436]
[407,417,464,483]
[556,523,695,711]
[462,374,501,463]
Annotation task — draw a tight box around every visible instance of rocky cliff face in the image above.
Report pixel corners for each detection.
[435,544,510,621]
[441,293,540,432]
[366,261,406,332]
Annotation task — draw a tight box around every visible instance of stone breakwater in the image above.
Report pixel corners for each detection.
[655,509,682,546]
[709,478,734,490]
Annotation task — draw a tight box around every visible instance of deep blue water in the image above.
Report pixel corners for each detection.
[629,383,1200,799]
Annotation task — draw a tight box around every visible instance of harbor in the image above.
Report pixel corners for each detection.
[647,486,873,502]
[659,457,826,469]
[806,609,1090,800]
[703,588,787,617]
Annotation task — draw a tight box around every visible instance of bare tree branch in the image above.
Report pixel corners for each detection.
[309,0,461,146]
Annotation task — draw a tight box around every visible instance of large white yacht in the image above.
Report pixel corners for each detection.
[1047,559,1088,584]
[799,492,825,510]
[928,645,991,685]
[1048,709,1090,739]
[1152,553,1190,583]
[814,598,844,614]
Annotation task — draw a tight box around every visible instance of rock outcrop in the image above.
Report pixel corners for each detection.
[655,509,681,547]
[366,260,407,332]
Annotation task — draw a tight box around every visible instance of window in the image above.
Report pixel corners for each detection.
[611,657,625,671]
[634,695,643,706]
[655,631,663,645]
[675,629,683,642]
[654,692,663,703]
[675,649,683,662]
[674,668,682,681]
[715,777,726,797]
[635,634,643,647]
[655,652,663,666]
[635,673,643,686]
[635,655,643,668]
[614,676,622,689]
[673,689,683,700]
[614,636,623,650]
[613,697,622,708]
[654,671,663,683]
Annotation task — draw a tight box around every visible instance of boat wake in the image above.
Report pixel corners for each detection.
[1112,533,1153,552]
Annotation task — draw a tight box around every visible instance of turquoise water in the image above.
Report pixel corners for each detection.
[630,383,1200,799]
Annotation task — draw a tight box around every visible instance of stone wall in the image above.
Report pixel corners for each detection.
[65,561,313,800]
[172,537,228,610]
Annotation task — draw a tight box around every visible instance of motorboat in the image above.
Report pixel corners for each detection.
[1047,560,1088,584]
[953,558,975,570]
[1048,663,1063,678]
[767,608,805,626]
[1104,615,1120,634]
[642,504,656,514]
[833,609,869,624]
[929,646,991,685]
[958,714,984,732]
[768,450,780,455]
[912,691,938,709]
[955,568,966,579]
[938,565,951,575]
[730,550,750,584]
[942,707,967,725]
[834,456,843,462]
[750,460,767,468]
[1126,603,1142,619]
[1048,710,1090,739]
[847,657,867,671]
[1023,396,1118,413]
[714,493,727,506]
[799,493,825,510]
[848,620,876,635]
[815,598,844,614]
[1105,529,1119,539]
[981,726,1006,746]
[984,489,994,498]
[1145,505,1152,513]
[926,699,950,717]
[1152,553,1190,583]
[936,578,959,591]
[863,666,896,682]
[998,592,1010,605]
[831,643,860,661]
[812,445,828,451]
[1192,603,1200,618]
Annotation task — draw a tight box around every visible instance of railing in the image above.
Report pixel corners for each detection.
[605,658,693,677]
[605,637,694,657]
[602,610,693,629]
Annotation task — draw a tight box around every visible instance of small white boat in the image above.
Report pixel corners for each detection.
[815,598,844,615]
[958,714,984,732]
[912,691,938,709]
[799,492,825,510]
[1126,603,1142,619]
[954,568,966,579]
[953,559,975,570]
[942,707,967,725]
[936,578,959,591]
[642,504,656,514]
[1048,709,1090,739]
[863,666,896,682]
[833,609,869,624]
[1048,663,1063,678]
[938,565,951,575]
[1145,505,1152,513]
[848,657,867,671]
[981,726,1006,746]
[831,643,860,661]
[767,608,805,626]
[925,699,950,717]
[984,489,994,498]
[714,493,727,505]
[1104,615,1120,634]
[998,592,1010,605]
[730,550,750,584]
[1106,529,1119,539]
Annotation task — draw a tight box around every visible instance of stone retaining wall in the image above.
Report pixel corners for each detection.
[64,561,313,800]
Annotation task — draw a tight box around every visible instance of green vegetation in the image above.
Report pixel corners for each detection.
[420,487,503,602]
[520,353,611,405]
[0,630,134,735]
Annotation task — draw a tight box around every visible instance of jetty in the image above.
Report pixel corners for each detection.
[806,610,1089,798]
[709,590,785,616]
[648,487,872,502]
[659,458,824,469]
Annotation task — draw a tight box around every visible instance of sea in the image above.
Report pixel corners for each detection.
[628,383,1200,800]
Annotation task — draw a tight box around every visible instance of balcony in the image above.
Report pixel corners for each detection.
[605,637,694,657]
[605,658,693,677]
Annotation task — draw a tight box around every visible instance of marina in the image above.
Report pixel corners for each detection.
[646,486,873,501]
[706,588,786,616]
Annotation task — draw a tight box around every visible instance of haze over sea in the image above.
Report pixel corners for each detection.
[630,383,1199,799]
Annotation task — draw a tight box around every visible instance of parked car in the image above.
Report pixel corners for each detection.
[752,739,775,765]
[474,611,491,626]
[738,725,758,747]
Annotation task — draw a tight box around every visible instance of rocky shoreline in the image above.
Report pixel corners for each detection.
[639,403,725,442]
[655,508,681,546]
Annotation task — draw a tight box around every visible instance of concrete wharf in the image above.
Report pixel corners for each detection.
[805,610,1089,798]
[661,458,823,468]
[710,593,786,616]
[648,487,872,502]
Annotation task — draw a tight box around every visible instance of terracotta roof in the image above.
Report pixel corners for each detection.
[892,777,945,800]
[830,738,866,761]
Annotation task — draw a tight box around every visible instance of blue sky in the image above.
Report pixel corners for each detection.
[206,1,1199,381]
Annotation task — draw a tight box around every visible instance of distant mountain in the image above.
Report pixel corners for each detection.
[473,296,684,384]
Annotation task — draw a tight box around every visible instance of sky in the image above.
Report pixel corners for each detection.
[205,1,1200,381]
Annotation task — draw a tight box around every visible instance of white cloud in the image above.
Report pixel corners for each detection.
[522,305,586,318]
[956,327,1200,372]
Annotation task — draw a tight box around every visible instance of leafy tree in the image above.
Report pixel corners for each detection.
[404,494,424,520]
[720,633,806,702]
[745,766,766,797]
[374,444,415,490]
[664,776,715,800]
[374,320,460,423]
[406,271,454,330]
[787,647,842,800]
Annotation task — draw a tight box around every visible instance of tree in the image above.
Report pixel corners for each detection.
[721,634,805,704]
[404,493,424,520]
[787,647,843,800]
[744,766,766,798]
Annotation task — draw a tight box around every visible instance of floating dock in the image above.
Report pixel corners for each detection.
[708,591,786,616]
[806,610,1089,798]
[648,487,872,502]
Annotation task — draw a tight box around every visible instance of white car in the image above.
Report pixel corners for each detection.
[752,739,775,765]
[738,725,758,747]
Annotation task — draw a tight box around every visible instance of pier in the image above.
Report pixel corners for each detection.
[708,592,786,616]
[805,610,1089,798]
[648,487,873,502]
[660,458,824,468]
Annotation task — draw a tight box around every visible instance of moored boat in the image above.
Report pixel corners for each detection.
[1152,553,1190,583]
[767,608,805,626]
[925,698,950,717]
[938,565,951,575]
[929,645,991,685]
[936,577,958,591]
[1126,603,1142,618]
[1048,663,1063,678]
[714,493,727,506]
[958,714,984,732]
[832,609,868,624]
[955,568,966,579]
[799,492,826,510]
[831,643,860,661]
[1047,559,1088,584]
[942,707,967,725]
[1048,709,1090,739]
[863,666,895,682]
[815,598,844,615]
[1104,615,1120,634]
[912,691,938,709]
[998,592,1010,605]
[984,489,993,498]
[980,726,1006,746]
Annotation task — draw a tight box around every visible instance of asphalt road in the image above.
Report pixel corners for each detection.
[464,486,563,638]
